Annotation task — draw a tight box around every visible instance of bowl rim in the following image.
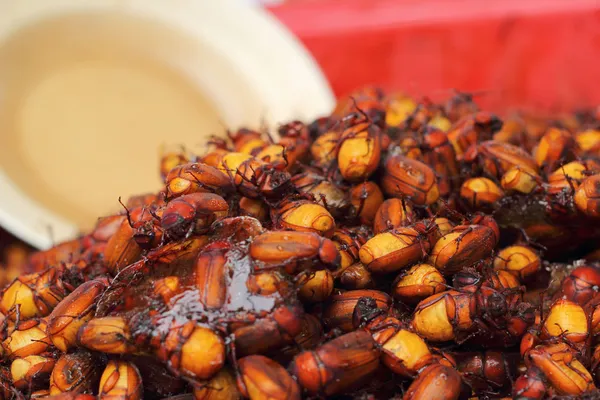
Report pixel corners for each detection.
[0,0,335,249]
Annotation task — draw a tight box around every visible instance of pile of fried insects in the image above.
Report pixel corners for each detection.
[4,87,600,400]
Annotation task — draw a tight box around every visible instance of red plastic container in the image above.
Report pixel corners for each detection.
[269,0,600,113]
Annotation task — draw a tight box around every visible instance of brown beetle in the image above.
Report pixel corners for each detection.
[152,276,182,306]
[229,128,267,155]
[400,126,460,196]
[290,330,381,397]
[558,264,600,305]
[159,149,189,183]
[412,285,534,345]
[195,248,228,310]
[165,162,233,199]
[98,360,143,400]
[119,203,164,251]
[513,366,547,400]
[232,303,303,357]
[277,121,311,166]
[10,353,55,390]
[310,131,339,168]
[291,173,350,218]
[1,268,74,320]
[339,263,374,290]
[49,350,103,395]
[237,355,301,400]
[200,148,229,169]
[275,314,323,363]
[238,197,269,223]
[194,367,240,400]
[540,299,589,348]
[576,128,600,153]
[546,160,598,194]
[46,279,107,352]
[501,166,541,194]
[412,289,474,342]
[335,87,386,127]
[392,263,446,305]
[275,199,335,237]
[381,154,440,205]
[77,316,135,354]
[464,140,538,179]
[460,177,504,209]
[350,182,384,226]
[447,111,503,156]
[297,270,334,303]
[322,290,391,332]
[245,271,290,297]
[535,127,576,173]
[428,224,497,275]
[103,216,143,275]
[154,321,225,380]
[359,227,429,274]
[454,351,519,396]
[232,155,294,200]
[493,245,541,281]
[402,363,462,400]
[249,231,340,272]
[161,192,229,239]
[525,343,595,396]
[385,92,418,127]
[89,214,127,243]
[256,143,298,171]
[379,326,436,377]
[3,319,51,359]
[373,198,414,234]
[575,173,600,217]
[331,229,367,274]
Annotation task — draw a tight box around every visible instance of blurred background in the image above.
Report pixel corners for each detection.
[269,0,600,113]
[1,0,600,282]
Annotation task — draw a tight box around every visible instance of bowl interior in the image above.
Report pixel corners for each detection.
[0,11,270,234]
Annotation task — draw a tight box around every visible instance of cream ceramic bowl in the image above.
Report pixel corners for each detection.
[0,0,334,249]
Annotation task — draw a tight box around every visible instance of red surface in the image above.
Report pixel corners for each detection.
[269,0,600,113]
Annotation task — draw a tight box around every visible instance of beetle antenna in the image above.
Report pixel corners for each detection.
[148,208,161,222]
[349,96,371,124]
[281,146,290,168]
[118,197,135,228]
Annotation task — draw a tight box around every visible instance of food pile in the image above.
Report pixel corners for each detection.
[4,87,600,400]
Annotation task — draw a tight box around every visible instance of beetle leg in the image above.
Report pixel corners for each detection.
[317,193,332,214]
[12,304,21,328]
[324,137,339,162]
[562,349,592,384]
[453,226,474,253]
[189,174,216,193]
[455,328,479,345]
[225,334,244,389]
[349,96,372,125]
[517,228,548,252]
[118,197,135,228]
[456,317,489,345]
[294,270,316,287]
[470,190,479,209]
[414,291,449,313]
[184,222,196,240]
